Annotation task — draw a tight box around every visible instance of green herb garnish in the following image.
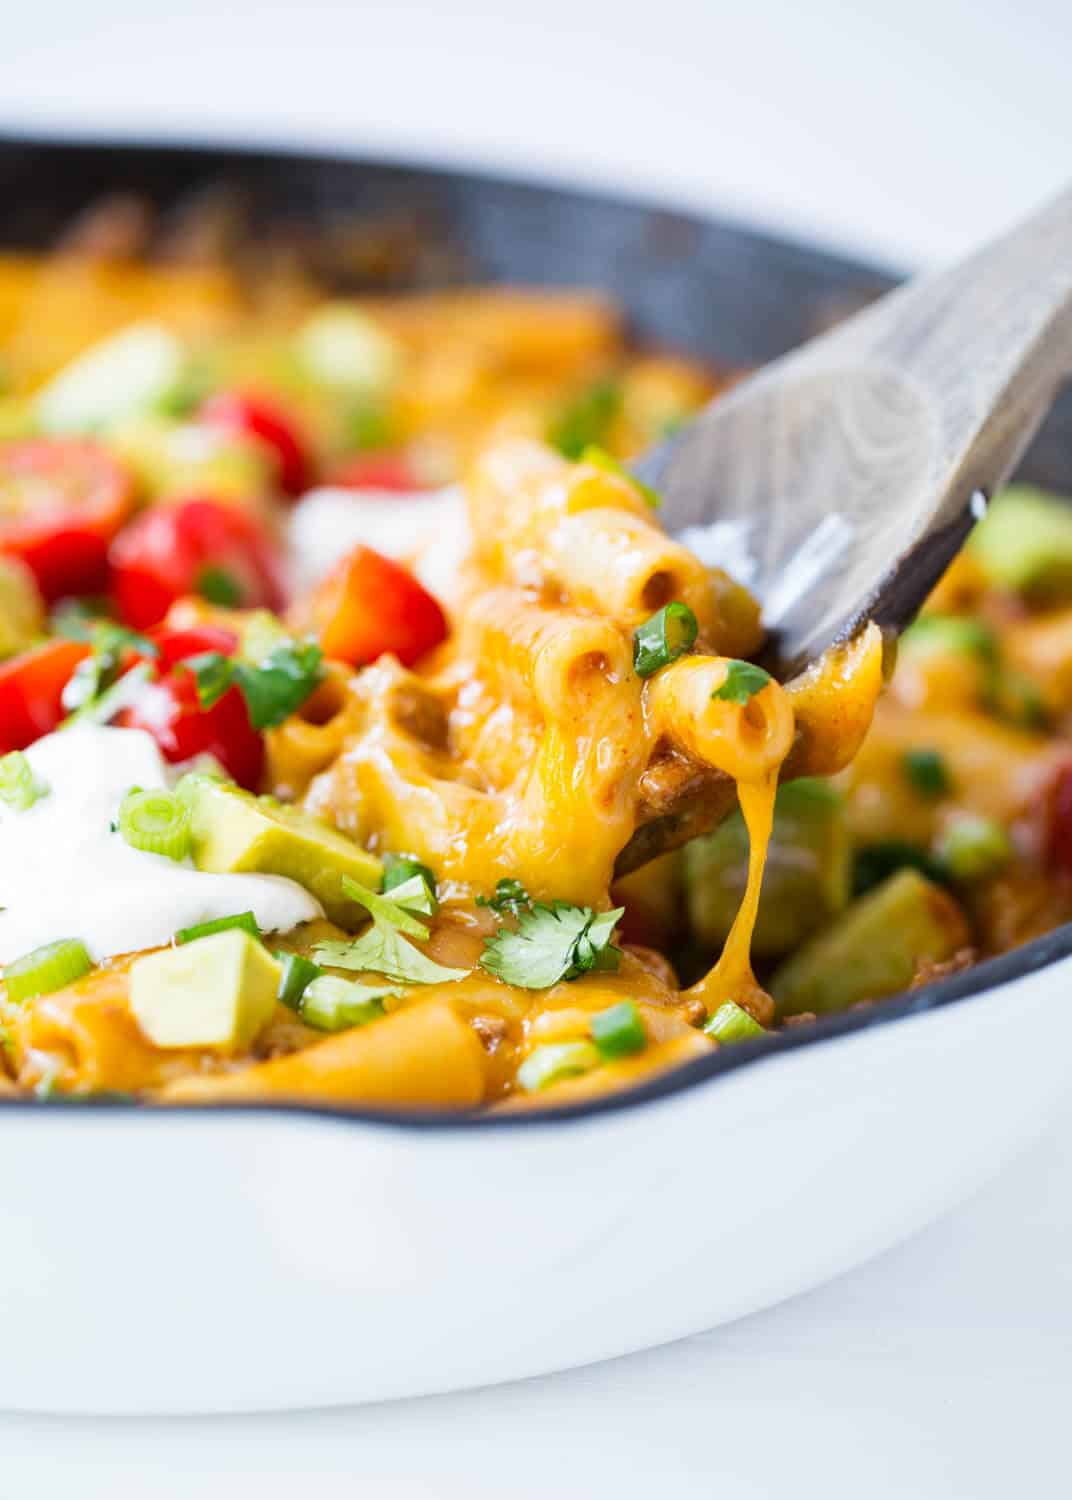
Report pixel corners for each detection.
[480,902,624,990]
[711,659,772,706]
[313,874,468,985]
[196,565,244,608]
[547,379,622,460]
[590,999,647,1058]
[185,638,324,730]
[633,601,698,677]
[0,750,48,812]
[476,878,533,917]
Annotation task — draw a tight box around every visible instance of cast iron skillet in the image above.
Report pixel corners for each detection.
[2,132,1071,1128]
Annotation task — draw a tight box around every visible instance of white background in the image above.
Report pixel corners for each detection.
[3,1,1072,1494]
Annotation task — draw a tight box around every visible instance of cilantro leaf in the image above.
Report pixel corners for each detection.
[233,640,323,730]
[314,926,469,985]
[185,652,234,710]
[479,902,624,990]
[476,878,533,917]
[182,638,324,729]
[711,659,772,706]
[312,873,470,985]
[60,621,157,714]
[196,565,243,607]
[340,875,432,939]
[547,379,622,460]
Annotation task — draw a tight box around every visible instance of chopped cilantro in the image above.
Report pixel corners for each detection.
[196,565,243,608]
[633,601,698,677]
[547,379,622,460]
[479,902,624,990]
[60,621,157,716]
[312,873,469,985]
[711,659,772,706]
[476,878,533,917]
[183,638,323,730]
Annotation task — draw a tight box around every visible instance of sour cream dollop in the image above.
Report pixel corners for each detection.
[0,727,321,965]
[287,484,471,602]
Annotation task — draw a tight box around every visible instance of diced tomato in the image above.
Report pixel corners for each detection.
[110,497,286,630]
[310,544,447,667]
[0,439,135,601]
[0,639,91,752]
[117,623,263,789]
[326,453,424,492]
[200,391,312,498]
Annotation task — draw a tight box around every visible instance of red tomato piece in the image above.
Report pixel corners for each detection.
[0,439,135,601]
[118,623,263,789]
[200,391,312,497]
[110,497,287,630]
[311,545,447,668]
[0,639,91,752]
[326,454,423,492]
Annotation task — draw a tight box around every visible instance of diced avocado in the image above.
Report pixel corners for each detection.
[967,485,1072,602]
[0,555,44,658]
[685,778,850,959]
[110,414,271,502]
[182,776,383,926]
[35,323,191,435]
[129,930,281,1050]
[770,868,970,1018]
[296,305,401,397]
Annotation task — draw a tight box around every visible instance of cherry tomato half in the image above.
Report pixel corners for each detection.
[0,639,91,752]
[110,497,287,630]
[0,440,135,602]
[200,391,312,498]
[310,544,448,668]
[117,623,264,789]
[325,454,423,492]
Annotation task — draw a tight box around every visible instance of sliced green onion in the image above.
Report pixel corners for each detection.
[118,788,191,862]
[901,748,953,799]
[899,614,997,663]
[935,814,1012,882]
[300,975,398,1033]
[4,938,92,1003]
[517,1040,601,1093]
[580,444,661,508]
[0,751,48,812]
[175,911,261,946]
[273,952,323,1012]
[383,853,438,903]
[704,1001,767,1044]
[633,602,699,677]
[547,379,621,460]
[590,999,647,1059]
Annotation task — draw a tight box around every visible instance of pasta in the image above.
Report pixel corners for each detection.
[0,206,1068,1115]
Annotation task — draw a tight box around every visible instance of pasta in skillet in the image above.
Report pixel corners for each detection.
[0,214,1069,1111]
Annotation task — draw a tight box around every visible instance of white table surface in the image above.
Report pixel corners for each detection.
[4,1,1072,1493]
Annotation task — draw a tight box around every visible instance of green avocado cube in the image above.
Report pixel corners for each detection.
[968,485,1072,602]
[182,777,383,927]
[685,777,850,960]
[129,930,281,1050]
[769,868,970,1018]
